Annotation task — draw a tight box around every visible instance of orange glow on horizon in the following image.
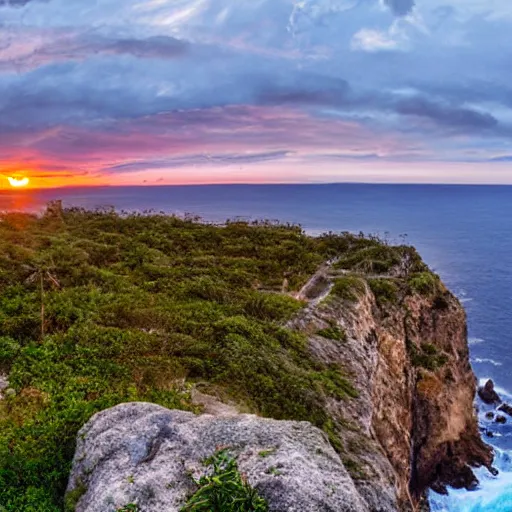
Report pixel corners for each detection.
[7,176,30,188]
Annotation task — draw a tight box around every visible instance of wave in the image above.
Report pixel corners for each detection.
[430,449,512,512]
[469,337,485,346]
[471,358,503,367]
[430,383,512,512]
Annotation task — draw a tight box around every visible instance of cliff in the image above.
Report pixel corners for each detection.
[67,257,492,512]
[288,263,493,509]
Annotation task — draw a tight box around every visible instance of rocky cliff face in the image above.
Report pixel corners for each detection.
[290,267,493,510]
[67,262,492,512]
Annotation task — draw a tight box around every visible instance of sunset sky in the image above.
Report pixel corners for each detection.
[1,0,512,187]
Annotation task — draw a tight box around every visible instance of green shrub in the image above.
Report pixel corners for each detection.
[368,279,399,306]
[0,336,20,370]
[331,277,366,301]
[335,245,425,276]
[407,341,448,371]
[408,272,439,296]
[316,326,347,342]
[181,449,268,512]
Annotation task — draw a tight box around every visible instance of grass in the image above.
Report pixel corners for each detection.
[181,449,268,512]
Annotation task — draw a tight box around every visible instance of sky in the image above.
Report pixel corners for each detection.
[1,0,512,188]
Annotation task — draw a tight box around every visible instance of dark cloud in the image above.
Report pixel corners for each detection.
[489,155,512,162]
[106,36,189,59]
[256,74,351,107]
[0,33,189,72]
[383,0,415,17]
[395,97,498,130]
[104,150,293,173]
[0,0,45,6]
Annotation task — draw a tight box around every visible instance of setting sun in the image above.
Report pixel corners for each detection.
[7,176,30,188]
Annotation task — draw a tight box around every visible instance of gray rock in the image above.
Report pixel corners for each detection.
[0,374,8,400]
[67,402,371,512]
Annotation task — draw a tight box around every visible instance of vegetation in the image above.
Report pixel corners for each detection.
[316,325,347,342]
[408,341,449,371]
[407,272,441,296]
[330,276,366,301]
[335,243,427,276]
[367,278,399,306]
[0,210,387,511]
[0,209,440,509]
[181,449,268,512]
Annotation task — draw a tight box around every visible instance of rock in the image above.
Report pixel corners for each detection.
[478,380,501,405]
[485,412,495,420]
[486,430,494,438]
[0,374,8,400]
[67,402,372,512]
[495,415,507,424]
[498,403,512,416]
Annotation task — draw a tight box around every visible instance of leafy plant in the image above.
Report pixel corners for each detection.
[316,326,346,342]
[181,449,268,512]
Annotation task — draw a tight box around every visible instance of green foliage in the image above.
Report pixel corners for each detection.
[331,277,366,301]
[64,482,87,512]
[181,449,268,512]
[367,278,399,306]
[116,505,139,512]
[407,272,440,296]
[407,341,448,371]
[316,326,347,342]
[335,243,426,276]
[0,336,20,370]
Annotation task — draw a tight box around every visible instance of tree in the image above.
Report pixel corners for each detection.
[25,256,60,340]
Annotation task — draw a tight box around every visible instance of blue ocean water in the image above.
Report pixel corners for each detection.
[1,183,511,511]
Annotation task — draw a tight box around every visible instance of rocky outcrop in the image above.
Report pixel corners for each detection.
[67,402,371,512]
[478,379,501,405]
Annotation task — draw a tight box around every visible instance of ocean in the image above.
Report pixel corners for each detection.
[1,183,511,511]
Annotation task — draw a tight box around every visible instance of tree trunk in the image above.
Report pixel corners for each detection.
[40,272,45,341]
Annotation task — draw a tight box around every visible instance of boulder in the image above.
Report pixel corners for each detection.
[67,402,372,512]
[495,415,507,424]
[478,380,501,405]
[498,403,512,416]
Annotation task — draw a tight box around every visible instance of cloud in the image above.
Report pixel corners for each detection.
[0,32,189,71]
[103,150,294,173]
[0,0,43,6]
[383,0,415,17]
[351,28,402,51]
[395,97,499,130]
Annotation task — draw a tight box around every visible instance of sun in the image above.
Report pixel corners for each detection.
[7,176,30,188]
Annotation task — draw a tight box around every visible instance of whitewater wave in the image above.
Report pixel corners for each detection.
[430,449,512,512]
[430,384,512,512]
[469,337,485,346]
[471,358,503,367]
